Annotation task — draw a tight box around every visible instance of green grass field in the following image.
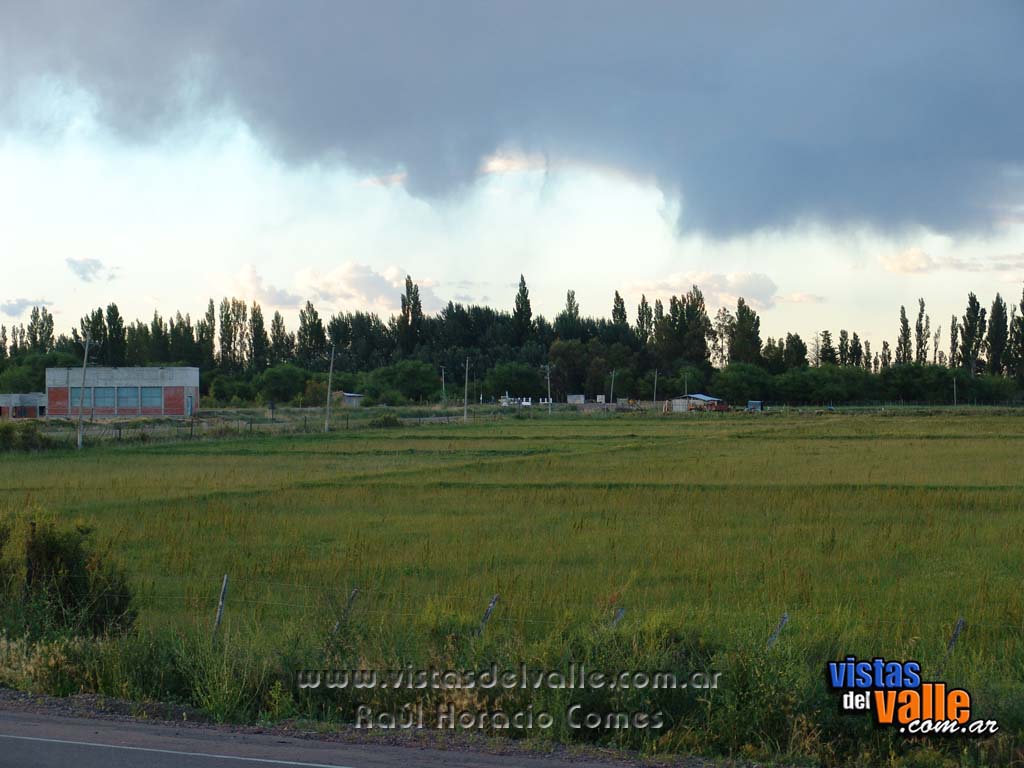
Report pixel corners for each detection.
[2,410,1023,764]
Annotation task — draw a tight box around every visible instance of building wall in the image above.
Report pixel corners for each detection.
[0,393,47,419]
[46,367,200,419]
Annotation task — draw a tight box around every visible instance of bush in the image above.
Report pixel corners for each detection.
[483,362,544,399]
[1,520,135,639]
[0,422,49,452]
[256,364,309,403]
[367,413,402,428]
[360,361,439,403]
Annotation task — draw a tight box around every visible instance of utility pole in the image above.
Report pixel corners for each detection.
[609,369,616,409]
[463,357,469,423]
[652,368,658,411]
[440,365,447,402]
[953,376,957,407]
[324,343,336,433]
[684,371,689,397]
[542,364,552,414]
[76,331,92,451]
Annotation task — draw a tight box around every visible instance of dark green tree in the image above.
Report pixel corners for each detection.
[783,333,808,369]
[269,311,294,365]
[26,306,55,353]
[762,337,786,374]
[196,299,217,371]
[248,302,270,373]
[987,293,1008,375]
[635,294,653,345]
[959,292,987,374]
[850,332,863,368]
[554,290,583,340]
[396,275,424,356]
[948,315,960,367]
[914,298,930,365]
[728,298,762,365]
[611,291,627,326]
[819,331,838,365]
[511,275,533,346]
[296,300,328,370]
[104,304,127,366]
[896,306,912,365]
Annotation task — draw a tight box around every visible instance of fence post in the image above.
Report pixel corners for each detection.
[332,587,360,634]
[477,594,500,637]
[937,616,966,676]
[610,606,626,627]
[767,612,789,648]
[212,574,229,644]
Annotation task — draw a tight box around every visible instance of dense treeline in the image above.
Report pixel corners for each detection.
[2,277,1023,406]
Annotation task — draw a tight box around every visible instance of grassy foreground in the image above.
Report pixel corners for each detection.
[2,409,1023,766]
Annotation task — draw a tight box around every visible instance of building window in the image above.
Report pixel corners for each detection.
[70,387,92,408]
[141,387,163,409]
[93,387,115,408]
[117,387,139,409]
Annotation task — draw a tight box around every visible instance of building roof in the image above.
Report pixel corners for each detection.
[46,366,199,387]
[673,393,722,402]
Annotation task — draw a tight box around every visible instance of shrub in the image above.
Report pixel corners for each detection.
[1,521,136,639]
[0,422,50,452]
[367,413,402,429]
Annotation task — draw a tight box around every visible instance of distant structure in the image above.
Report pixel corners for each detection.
[45,367,200,419]
[0,393,47,419]
[499,393,532,407]
[746,400,763,412]
[668,393,727,413]
[339,391,364,407]
[567,394,585,405]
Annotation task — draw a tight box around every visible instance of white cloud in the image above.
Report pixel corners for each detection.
[66,256,116,282]
[1,298,48,317]
[879,247,1024,275]
[294,263,442,316]
[879,247,936,274]
[236,266,302,309]
[780,292,826,304]
[632,271,780,311]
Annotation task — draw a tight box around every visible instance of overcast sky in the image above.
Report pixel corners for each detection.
[2,1,1023,347]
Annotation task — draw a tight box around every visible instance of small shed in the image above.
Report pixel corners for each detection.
[340,391,365,407]
[746,400,763,412]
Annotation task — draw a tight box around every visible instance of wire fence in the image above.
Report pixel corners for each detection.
[82,569,1022,657]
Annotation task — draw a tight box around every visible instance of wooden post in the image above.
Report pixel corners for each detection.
[76,332,92,451]
[212,574,228,643]
[24,521,36,595]
[332,587,360,634]
[937,616,966,676]
[767,612,789,648]
[463,357,469,423]
[325,343,336,433]
[477,594,499,636]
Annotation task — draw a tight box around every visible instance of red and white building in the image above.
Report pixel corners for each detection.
[46,367,200,419]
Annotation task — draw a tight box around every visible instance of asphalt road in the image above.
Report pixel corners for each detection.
[0,710,632,768]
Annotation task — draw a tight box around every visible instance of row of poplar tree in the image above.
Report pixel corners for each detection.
[1,276,1022,403]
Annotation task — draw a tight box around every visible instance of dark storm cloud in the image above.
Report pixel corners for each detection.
[2,1,1022,235]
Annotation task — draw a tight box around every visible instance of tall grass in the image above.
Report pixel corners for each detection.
[1,411,1023,764]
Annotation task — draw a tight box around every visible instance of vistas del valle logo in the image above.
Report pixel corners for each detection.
[826,657,998,736]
